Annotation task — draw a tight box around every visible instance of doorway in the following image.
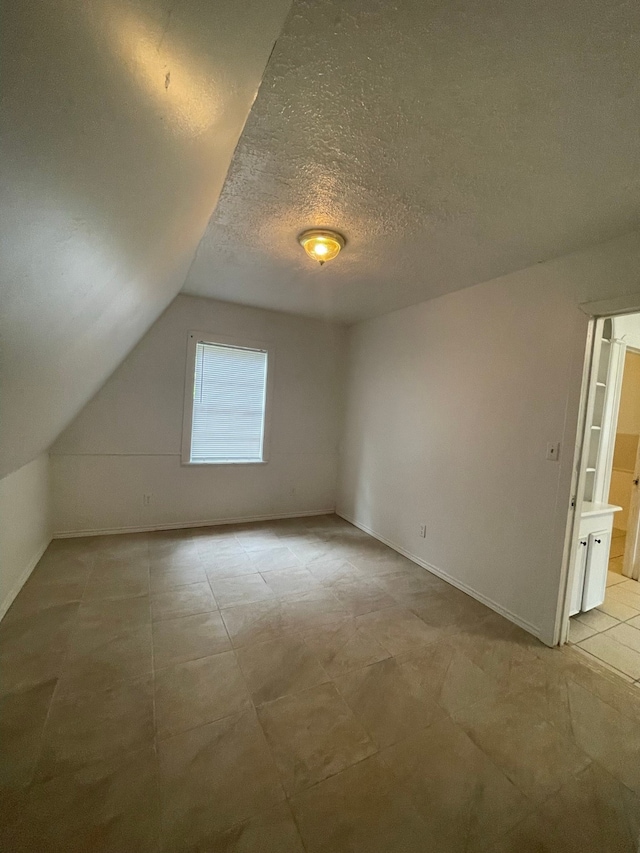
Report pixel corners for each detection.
[562,311,640,681]
[610,348,640,582]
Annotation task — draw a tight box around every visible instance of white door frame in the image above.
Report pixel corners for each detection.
[555,293,640,646]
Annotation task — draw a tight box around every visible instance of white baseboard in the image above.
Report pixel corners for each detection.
[53,508,336,539]
[0,536,52,622]
[337,510,546,644]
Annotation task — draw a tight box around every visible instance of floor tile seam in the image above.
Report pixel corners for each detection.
[401,609,461,642]
[281,750,440,850]
[222,630,325,831]
[154,640,238,680]
[594,625,640,657]
[236,638,335,709]
[154,695,260,746]
[569,645,638,685]
[447,709,586,809]
[215,598,234,650]
[81,590,153,611]
[152,599,219,624]
[377,736,541,848]
[152,575,219,605]
[251,672,367,723]
[524,760,640,846]
[308,622,380,661]
[258,579,326,601]
[8,703,57,796]
[77,552,98,603]
[149,558,207,577]
[39,585,91,728]
[484,807,548,852]
[574,612,622,632]
[150,576,215,595]
[230,622,314,651]
[233,537,280,557]
[329,665,444,753]
[529,760,596,814]
[148,590,159,761]
[30,740,159,793]
[156,627,239,668]
[238,665,304,818]
[603,597,640,616]
[450,682,565,740]
[575,633,640,677]
[205,567,263,582]
[282,797,312,853]
[230,641,270,718]
[563,666,640,725]
[564,669,637,754]
[226,622,308,652]
[305,554,361,572]
[0,592,90,634]
[574,756,640,804]
[149,553,202,569]
[431,671,513,721]
[172,799,311,853]
[281,747,381,804]
[53,654,156,704]
[32,656,155,780]
[253,546,302,567]
[216,594,286,615]
[256,565,316,579]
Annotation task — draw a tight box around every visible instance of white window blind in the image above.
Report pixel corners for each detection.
[189,341,268,463]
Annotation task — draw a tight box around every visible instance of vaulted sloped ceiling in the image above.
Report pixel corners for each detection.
[0,0,292,478]
[4,0,640,479]
[184,0,640,322]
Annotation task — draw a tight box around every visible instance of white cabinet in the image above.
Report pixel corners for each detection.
[570,503,621,614]
[569,538,588,616]
[582,530,611,611]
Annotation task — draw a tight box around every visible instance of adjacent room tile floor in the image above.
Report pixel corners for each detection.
[569,530,640,683]
[2,515,640,851]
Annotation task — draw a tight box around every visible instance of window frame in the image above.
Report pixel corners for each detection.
[181,330,274,466]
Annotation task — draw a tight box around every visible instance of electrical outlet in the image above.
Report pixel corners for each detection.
[546,442,561,462]
[143,494,152,507]
[419,524,427,538]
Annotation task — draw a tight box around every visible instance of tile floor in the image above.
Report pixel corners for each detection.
[2,514,640,852]
[569,527,640,683]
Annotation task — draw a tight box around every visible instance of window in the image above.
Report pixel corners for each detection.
[182,333,271,464]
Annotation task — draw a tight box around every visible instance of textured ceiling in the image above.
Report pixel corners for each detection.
[184,0,640,322]
[0,0,292,477]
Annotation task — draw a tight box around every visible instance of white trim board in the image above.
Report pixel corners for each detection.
[579,292,640,318]
[0,536,51,622]
[53,508,336,539]
[336,511,545,645]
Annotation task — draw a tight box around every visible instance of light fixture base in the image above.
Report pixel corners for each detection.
[298,229,345,265]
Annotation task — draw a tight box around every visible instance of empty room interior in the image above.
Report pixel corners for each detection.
[3,2,640,851]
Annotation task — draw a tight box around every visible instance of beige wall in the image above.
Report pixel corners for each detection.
[0,454,51,620]
[338,232,640,645]
[609,350,640,531]
[51,295,346,535]
[616,351,640,436]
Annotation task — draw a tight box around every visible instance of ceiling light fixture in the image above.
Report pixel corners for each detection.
[298,229,345,265]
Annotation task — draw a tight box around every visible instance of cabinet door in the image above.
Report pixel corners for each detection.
[570,539,589,616]
[582,530,611,612]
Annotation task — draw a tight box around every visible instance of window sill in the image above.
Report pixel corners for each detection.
[181,459,269,467]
